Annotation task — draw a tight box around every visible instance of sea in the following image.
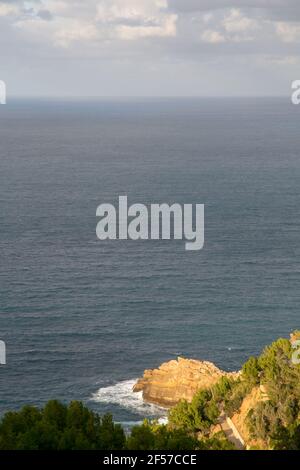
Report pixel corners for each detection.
[0,97,299,425]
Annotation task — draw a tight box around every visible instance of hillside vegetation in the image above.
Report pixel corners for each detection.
[1,332,300,450]
[169,332,300,450]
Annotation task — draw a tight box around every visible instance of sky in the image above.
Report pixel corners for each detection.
[0,0,299,97]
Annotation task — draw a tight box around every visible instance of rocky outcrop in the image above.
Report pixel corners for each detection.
[290,331,300,343]
[133,357,239,407]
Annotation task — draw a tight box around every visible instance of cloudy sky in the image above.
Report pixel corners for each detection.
[0,0,299,96]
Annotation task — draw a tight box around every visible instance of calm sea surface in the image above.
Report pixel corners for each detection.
[0,98,299,423]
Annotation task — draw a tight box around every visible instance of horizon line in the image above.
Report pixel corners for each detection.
[5,94,291,100]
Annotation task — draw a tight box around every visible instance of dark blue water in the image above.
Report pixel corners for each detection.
[0,98,299,423]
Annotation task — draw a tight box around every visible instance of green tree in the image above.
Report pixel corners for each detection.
[0,401,126,450]
[242,357,261,385]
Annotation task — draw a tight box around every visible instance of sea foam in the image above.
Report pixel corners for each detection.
[90,379,167,419]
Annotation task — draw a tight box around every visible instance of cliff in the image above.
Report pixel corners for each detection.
[230,386,269,450]
[133,357,239,407]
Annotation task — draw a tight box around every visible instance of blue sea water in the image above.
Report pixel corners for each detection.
[0,97,300,423]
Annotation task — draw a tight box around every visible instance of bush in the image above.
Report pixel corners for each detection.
[126,421,233,450]
[126,421,200,450]
[169,389,219,434]
[242,357,261,385]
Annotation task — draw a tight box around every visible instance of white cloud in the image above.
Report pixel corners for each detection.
[54,20,99,47]
[0,2,19,16]
[115,15,177,40]
[96,0,177,40]
[223,9,258,34]
[10,0,177,46]
[201,29,225,44]
[1,0,300,97]
[1,0,300,72]
[14,15,100,47]
[275,22,300,43]
[199,9,260,44]
[42,1,70,15]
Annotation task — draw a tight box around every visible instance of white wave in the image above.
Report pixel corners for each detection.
[90,379,167,419]
[157,417,169,425]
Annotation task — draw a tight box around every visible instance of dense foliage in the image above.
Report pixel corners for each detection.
[0,401,232,450]
[169,389,219,433]
[0,401,125,450]
[246,337,300,449]
[127,421,200,450]
[169,334,300,450]
[132,417,234,450]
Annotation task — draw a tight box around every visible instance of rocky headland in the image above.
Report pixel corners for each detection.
[133,357,240,407]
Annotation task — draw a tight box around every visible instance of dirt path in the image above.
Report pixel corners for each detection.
[218,412,245,450]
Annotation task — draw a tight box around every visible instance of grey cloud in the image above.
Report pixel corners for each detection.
[36,9,53,21]
[168,0,299,12]
[168,0,300,20]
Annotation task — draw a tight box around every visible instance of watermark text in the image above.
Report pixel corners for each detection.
[291,80,300,105]
[96,196,204,251]
[0,341,6,365]
[0,80,6,105]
